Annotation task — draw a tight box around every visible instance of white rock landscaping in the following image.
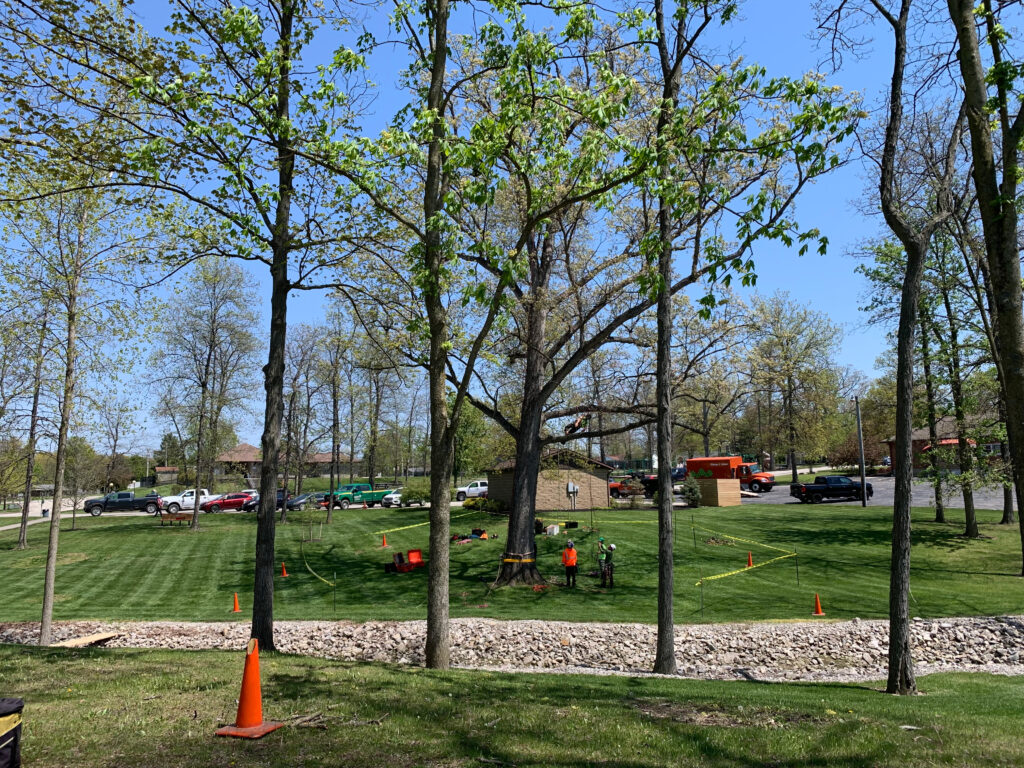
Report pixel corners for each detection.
[2,615,1021,682]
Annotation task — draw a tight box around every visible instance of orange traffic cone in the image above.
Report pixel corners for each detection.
[362,500,368,509]
[382,534,388,548]
[281,562,289,578]
[746,551,754,568]
[215,639,284,739]
[232,592,241,613]
[812,593,826,616]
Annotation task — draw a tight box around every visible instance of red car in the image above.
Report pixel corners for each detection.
[199,493,252,513]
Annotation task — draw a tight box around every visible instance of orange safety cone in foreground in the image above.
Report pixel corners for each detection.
[215,639,284,739]
[382,533,388,548]
[812,593,826,616]
[746,551,754,568]
[232,592,240,613]
[281,562,289,578]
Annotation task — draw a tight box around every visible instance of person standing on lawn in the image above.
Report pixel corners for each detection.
[601,543,616,588]
[562,540,578,587]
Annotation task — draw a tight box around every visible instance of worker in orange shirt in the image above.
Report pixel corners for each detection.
[562,540,578,588]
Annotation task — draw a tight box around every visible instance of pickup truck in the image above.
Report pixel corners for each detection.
[325,483,392,509]
[790,475,873,504]
[84,491,163,517]
[161,488,212,513]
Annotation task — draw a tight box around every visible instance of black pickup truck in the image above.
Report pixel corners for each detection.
[84,491,163,517]
[790,475,873,504]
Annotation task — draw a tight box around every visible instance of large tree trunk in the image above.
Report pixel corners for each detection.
[251,0,295,652]
[652,164,676,676]
[40,278,80,646]
[948,0,1024,574]
[422,0,453,670]
[919,309,944,523]
[888,239,923,694]
[18,308,48,550]
[496,396,544,586]
[496,235,551,587]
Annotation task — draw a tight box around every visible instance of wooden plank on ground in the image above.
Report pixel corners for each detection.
[53,632,120,648]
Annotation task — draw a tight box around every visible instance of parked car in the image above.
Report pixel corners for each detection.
[275,489,292,509]
[161,488,212,513]
[84,491,163,517]
[242,493,260,512]
[790,475,873,504]
[200,493,253,513]
[286,492,317,511]
[455,479,488,502]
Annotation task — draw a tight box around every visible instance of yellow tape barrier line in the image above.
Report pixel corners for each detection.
[696,552,795,586]
[372,511,476,536]
[299,539,336,587]
[690,524,795,555]
[502,558,536,563]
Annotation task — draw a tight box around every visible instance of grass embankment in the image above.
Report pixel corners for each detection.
[2,644,1022,768]
[3,503,1022,624]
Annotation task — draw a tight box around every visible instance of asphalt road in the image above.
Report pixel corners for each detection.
[744,475,1010,511]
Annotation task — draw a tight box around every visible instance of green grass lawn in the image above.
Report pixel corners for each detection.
[2,644,1022,767]
[3,502,1023,624]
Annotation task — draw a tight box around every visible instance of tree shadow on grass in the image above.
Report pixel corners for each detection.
[261,661,896,768]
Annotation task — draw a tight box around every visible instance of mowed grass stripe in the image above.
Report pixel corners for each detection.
[2,503,1023,623]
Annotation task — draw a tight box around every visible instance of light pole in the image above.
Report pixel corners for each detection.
[854,396,867,507]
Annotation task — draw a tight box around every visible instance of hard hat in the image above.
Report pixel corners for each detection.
[598,537,605,542]
[609,543,616,550]
[567,540,574,548]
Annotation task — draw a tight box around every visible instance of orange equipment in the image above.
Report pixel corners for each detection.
[746,551,753,568]
[683,456,776,492]
[281,562,288,578]
[232,593,241,613]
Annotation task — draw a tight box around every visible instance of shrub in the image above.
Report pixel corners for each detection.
[679,475,701,507]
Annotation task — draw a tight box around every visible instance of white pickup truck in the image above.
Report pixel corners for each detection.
[161,488,214,513]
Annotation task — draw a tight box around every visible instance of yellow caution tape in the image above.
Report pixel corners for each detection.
[696,553,796,586]
[372,511,477,536]
[690,523,795,555]
[501,557,535,563]
[299,539,336,587]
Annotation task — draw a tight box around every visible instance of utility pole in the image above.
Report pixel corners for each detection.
[855,396,867,507]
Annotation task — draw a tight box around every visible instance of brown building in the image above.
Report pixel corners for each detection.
[884,415,1002,474]
[487,450,611,511]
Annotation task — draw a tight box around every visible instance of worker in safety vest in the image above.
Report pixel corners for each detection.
[601,543,616,588]
[562,540,578,587]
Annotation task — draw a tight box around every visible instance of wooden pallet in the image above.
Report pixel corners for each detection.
[53,632,120,648]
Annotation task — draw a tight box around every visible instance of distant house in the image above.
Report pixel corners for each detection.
[884,415,1002,474]
[154,466,179,483]
[487,449,612,511]
[214,443,364,480]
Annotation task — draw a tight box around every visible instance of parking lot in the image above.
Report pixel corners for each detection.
[743,475,1010,510]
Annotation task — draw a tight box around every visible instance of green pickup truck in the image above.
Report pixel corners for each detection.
[325,483,392,509]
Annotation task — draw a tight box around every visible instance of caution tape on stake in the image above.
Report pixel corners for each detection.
[696,553,796,586]
[372,511,477,536]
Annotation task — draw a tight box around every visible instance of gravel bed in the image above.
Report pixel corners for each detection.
[3,616,1022,683]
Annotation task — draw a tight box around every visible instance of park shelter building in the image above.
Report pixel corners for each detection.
[487,450,612,511]
[214,442,364,480]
